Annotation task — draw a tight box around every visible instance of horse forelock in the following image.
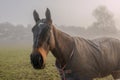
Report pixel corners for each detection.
[33,20,51,48]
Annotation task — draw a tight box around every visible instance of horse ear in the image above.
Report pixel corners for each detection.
[33,10,40,23]
[45,8,52,24]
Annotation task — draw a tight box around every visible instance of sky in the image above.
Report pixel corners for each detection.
[0,0,120,28]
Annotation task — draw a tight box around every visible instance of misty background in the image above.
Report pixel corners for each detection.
[0,0,120,46]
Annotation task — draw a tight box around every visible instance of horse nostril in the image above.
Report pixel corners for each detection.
[39,56,42,63]
[30,52,44,69]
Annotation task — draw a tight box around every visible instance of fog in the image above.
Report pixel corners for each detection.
[0,0,120,28]
[0,0,120,45]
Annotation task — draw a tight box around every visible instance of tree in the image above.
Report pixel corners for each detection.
[89,6,117,34]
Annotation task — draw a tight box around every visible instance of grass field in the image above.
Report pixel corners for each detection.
[0,46,114,80]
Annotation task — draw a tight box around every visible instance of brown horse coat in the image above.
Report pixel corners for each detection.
[56,37,120,79]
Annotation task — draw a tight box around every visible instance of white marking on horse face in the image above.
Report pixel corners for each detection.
[38,23,44,26]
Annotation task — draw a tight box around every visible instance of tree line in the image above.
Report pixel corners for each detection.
[0,6,119,44]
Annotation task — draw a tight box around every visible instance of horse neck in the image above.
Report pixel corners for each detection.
[51,26,74,65]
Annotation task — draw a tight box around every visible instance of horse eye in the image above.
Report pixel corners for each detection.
[32,28,34,32]
[32,26,38,32]
[31,28,34,32]
[32,26,36,32]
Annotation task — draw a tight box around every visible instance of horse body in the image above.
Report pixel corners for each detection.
[55,34,120,79]
[51,25,120,79]
[71,37,120,78]
[30,8,120,80]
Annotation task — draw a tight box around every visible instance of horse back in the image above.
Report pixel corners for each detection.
[71,37,120,78]
[93,37,120,71]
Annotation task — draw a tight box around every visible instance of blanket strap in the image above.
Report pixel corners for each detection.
[56,45,75,80]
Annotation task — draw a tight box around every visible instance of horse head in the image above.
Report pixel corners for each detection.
[30,8,55,69]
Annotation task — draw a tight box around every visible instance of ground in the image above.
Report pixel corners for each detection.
[0,46,114,80]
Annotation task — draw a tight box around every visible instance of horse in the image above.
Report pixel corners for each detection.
[30,8,120,80]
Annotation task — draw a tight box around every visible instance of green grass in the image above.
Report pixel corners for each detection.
[0,47,114,80]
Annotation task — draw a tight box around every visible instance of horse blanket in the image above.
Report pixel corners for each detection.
[56,37,120,80]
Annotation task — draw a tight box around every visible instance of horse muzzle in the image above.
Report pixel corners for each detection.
[30,52,45,69]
